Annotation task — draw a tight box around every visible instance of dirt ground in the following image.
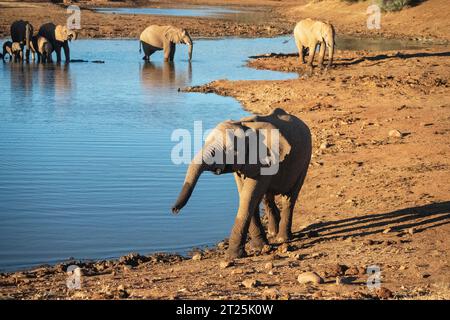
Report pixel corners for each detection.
[0,1,449,300]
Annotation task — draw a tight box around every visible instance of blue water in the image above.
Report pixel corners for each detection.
[0,36,298,271]
[95,6,242,17]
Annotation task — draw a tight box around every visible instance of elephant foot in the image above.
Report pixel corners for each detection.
[275,233,292,244]
[226,246,246,260]
[249,237,268,252]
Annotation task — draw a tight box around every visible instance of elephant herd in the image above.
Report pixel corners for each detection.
[2,20,77,63]
[1,16,335,260]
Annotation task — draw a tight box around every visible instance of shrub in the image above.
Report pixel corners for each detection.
[376,0,412,12]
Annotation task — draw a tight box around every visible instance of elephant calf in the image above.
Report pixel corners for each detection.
[172,108,312,259]
[2,41,23,62]
[139,25,193,62]
[294,18,335,72]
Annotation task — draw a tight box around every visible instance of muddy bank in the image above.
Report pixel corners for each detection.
[1,47,449,300]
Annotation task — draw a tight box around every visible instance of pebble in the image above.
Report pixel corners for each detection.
[264,262,274,270]
[388,129,403,138]
[192,253,202,261]
[382,227,392,234]
[219,260,233,269]
[376,287,393,299]
[297,272,324,285]
[242,279,261,288]
[408,227,415,235]
[262,288,279,299]
[320,142,330,149]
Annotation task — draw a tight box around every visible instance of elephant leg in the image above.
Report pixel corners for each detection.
[317,41,326,69]
[248,207,268,251]
[295,38,304,64]
[142,42,156,61]
[234,173,267,251]
[263,193,280,237]
[62,41,70,63]
[277,171,308,243]
[227,176,270,259]
[169,42,176,61]
[306,44,316,75]
[55,46,62,63]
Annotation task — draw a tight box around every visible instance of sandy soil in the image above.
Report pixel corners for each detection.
[1,47,449,300]
[0,1,449,300]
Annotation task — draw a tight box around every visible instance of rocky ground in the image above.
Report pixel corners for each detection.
[0,0,449,300]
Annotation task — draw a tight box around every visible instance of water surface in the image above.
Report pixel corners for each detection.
[0,37,297,272]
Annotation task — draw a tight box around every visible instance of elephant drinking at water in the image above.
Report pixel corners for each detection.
[10,20,33,61]
[172,108,312,259]
[139,25,193,62]
[37,23,77,63]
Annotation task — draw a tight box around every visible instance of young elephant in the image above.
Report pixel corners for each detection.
[139,25,193,62]
[172,108,312,259]
[37,36,53,63]
[294,18,335,72]
[3,41,23,62]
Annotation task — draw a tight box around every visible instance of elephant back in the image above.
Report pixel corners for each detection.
[11,20,32,43]
[38,23,57,43]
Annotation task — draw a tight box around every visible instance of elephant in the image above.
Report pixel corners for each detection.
[2,41,23,62]
[172,108,312,259]
[37,23,77,63]
[139,25,193,62]
[294,18,335,72]
[36,37,53,63]
[10,20,33,61]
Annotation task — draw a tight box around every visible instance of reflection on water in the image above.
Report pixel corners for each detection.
[140,62,192,89]
[0,37,297,272]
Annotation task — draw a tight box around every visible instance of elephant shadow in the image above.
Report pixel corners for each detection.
[334,51,450,67]
[140,61,192,89]
[293,201,450,247]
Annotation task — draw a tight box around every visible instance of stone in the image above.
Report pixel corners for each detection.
[297,272,324,285]
[264,262,274,270]
[262,288,280,299]
[407,227,415,235]
[242,279,261,288]
[320,142,330,149]
[376,287,393,299]
[388,129,403,138]
[382,227,392,234]
[192,253,202,261]
[219,260,233,269]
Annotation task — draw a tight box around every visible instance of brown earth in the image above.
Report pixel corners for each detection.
[0,0,449,300]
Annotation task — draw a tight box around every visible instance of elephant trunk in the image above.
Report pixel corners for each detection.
[172,152,204,214]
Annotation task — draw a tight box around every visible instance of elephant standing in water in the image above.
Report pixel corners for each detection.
[10,20,34,61]
[172,108,312,259]
[139,25,193,62]
[294,18,335,72]
[2,41,23,62]
[37,23,77,63]
[30,36,53,63]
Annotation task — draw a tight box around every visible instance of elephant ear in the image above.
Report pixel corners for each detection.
[164,27,184,43]
[238,121,291,178]
[55,25,68,42]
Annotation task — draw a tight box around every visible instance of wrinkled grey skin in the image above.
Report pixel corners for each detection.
[172,108,312,259]
[139,25,193,62]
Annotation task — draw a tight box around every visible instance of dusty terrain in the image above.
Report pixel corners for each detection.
[0,0,449,300]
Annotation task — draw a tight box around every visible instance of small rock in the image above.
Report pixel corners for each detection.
[388,129,403,138]
[320,142,330,149]
[242,279,261,288]
[264,262,274,270]
[297,272,324,285]
[219,260,233,269]
[262,288,279,299]
[407,227,415,235]
[117,285,129,299]
[382,227,392,234]
[376,287,393,299]
[192,253,202,261]
[398,265,407,271]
